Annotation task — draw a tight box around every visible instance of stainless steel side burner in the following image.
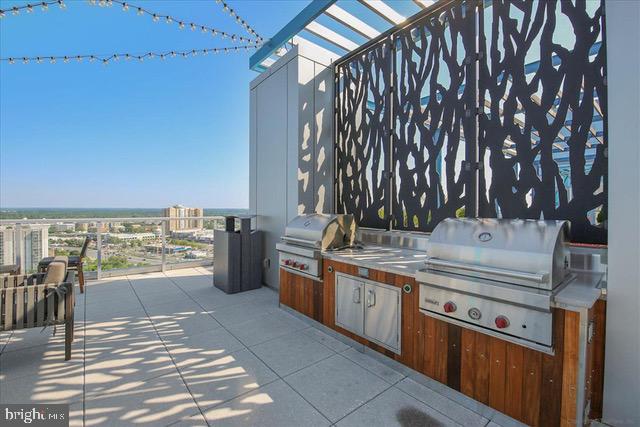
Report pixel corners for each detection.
[417,218,572,350]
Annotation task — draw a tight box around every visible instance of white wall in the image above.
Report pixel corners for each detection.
[603,1,640,425]
[249,44,335,289]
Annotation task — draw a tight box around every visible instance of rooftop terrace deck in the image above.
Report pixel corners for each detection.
[1,268,528,427]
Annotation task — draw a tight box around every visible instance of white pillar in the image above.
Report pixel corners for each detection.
[603,1,640,425]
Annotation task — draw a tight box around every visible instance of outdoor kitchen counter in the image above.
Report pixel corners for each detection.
[322,245,428,277]
[553,270,606,310]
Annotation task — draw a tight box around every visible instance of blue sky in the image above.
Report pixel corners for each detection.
[0,0,307,208]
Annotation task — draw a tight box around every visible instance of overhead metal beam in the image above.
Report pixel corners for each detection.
[249,0,337,71]
[324,4,380,39]
[358,0,405,25]
[305,21,359,51]
[413,0,436,9]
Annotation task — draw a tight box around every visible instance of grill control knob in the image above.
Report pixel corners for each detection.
[495,315,510,329]
[292,262,299,268]
[284,259,291,266]
[300,264,308,271]
[443,302,457,313]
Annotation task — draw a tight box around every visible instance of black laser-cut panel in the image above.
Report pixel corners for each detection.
[335,40,392,229]
[478,0,607,244]
[393,1,477,232]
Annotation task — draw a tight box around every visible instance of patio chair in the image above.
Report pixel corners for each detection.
[39,235,90,293]
[1,261,76,360]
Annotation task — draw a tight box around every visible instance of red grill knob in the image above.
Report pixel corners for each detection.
[300,264,307,271]
[443,302,457,313]
[495,315,510,329]
[284,259,291,266]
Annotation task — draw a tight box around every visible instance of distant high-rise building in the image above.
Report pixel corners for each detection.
[163,205,204,231]
[1,225,49,273]
[0,226,15,267]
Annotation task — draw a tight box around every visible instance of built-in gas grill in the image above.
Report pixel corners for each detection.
[417,218,572,351]
[276,214,356,281]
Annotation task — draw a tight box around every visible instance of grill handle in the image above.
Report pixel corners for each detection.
[281,236,320,247]
[426,258,548,284]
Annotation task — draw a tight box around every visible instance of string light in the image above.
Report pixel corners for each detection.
[89,0,260,45]
[214,0,263,43]
[1,45,258,66]
[0,0,67,18]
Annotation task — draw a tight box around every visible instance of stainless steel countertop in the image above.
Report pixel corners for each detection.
[322,245,428,277]
[552,270,605,310]
[322,244,605,310]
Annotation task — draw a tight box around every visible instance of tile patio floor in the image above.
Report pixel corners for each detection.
[0,267,528,427]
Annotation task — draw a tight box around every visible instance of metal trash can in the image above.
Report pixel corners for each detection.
[214,215,262,294]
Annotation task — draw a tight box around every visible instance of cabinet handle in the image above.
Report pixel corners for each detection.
[367,289,376,307]
[353,286,361,304]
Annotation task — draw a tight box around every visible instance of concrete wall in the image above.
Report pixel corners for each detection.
[249,43,335,289]
[603,1,640,426]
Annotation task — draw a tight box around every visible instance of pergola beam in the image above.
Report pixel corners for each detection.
[358,0,405,25]
[413,0,436,9]
[305,21,359,51]
[324,4,380,39]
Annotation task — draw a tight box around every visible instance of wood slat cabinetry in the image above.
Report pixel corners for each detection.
[278,260,606,427]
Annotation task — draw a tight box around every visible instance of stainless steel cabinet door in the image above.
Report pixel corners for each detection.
[364,283,401,352]
[335,274,364,335]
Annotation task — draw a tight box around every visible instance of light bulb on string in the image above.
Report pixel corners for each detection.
[26,5,34,13]
[125,53,131,60]
[12,7,19,15]
[160,54,165,60]
[136,7,143,15]
[171,51,176,57]
[113,54,119,61]
[166,16,172,24]
[138,56,144,62]
[58,1,66,10]
[0,10,5,18]
[89,55,96,62]
[121,2,128,11]
[22,57,29,64]
[8,58,15,64]
[41,2,49,11]
[76,55,82,62]
[152,13,159,22]
[36,57,42,63]
[190,23,196,31]
[178,21,184,29]
[191,50,197,56]
[201,26,207,33]
[50,57,56,64]
[63,56,69,63]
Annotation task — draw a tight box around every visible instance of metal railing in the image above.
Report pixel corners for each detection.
[0,216,237,280]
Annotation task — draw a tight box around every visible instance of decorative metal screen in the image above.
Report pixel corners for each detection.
[335,40,392,229]
[478,0,607,244]
[334,0,607,244]
[393,1,476,231]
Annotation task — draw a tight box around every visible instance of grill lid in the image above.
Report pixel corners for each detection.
[282,214,356,250]
[427,218,570,290]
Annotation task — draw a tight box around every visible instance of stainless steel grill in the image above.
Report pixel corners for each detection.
[276,214,356,280]
[417,218,572,350]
